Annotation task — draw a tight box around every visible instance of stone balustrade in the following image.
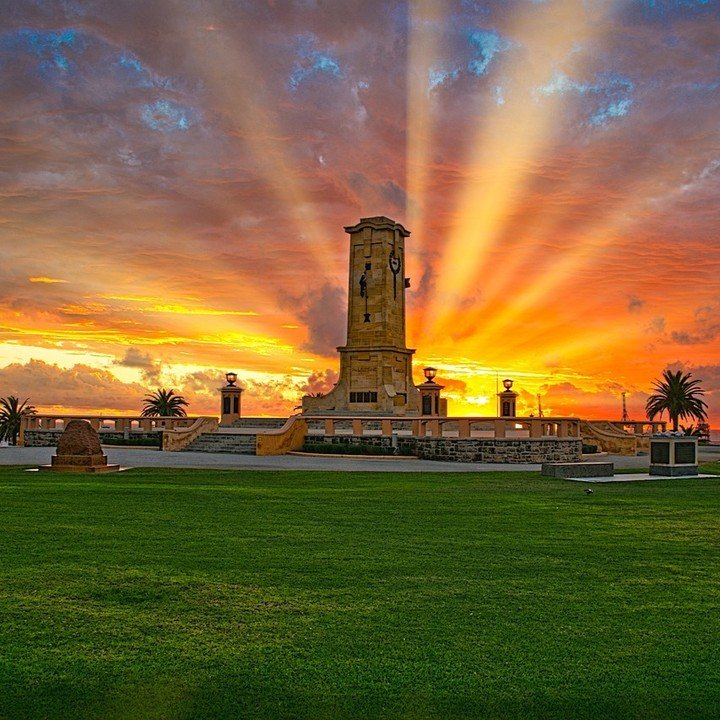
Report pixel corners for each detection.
[19,414,205,446]
[305,415,581,439]
[607,421,667,435]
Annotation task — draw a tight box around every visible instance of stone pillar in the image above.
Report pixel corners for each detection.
[417,380,445,416]
[219,383,243,426]
[498,390,519,418]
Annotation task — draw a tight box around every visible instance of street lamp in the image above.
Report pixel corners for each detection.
[423,367,437,383]
[225,372,238,387]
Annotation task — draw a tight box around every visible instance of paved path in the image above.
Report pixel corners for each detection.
[3,446,716,473]
[1,446,539,473]
[569,473,716,483]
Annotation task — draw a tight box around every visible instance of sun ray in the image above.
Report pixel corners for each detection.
[405,0,447,336]
[168,5,339,271]
[424,0,619,343]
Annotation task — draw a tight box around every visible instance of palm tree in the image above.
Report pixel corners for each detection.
[0,396,37,445]
[141,389,188,417]
[645,370,707,432]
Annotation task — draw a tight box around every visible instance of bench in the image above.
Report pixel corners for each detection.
[541,462,614,479]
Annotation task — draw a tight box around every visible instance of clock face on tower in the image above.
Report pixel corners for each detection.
[389,250,401,299]
[359,271,370,322]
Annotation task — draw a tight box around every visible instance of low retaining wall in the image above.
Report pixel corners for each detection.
[230,417,287,429]
[23,430,161,448]
[542,462,614,478]
[305,436,582,463]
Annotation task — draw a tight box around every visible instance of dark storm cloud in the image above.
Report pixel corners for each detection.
[278,283,345,357]
[0,359,146,411]
[115,346,161,383]
[300,369,340,396]
[670,299,720,345]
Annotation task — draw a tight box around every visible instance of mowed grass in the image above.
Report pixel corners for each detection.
[1,465,720,720]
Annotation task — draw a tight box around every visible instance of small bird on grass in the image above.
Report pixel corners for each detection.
[585,488,594,495]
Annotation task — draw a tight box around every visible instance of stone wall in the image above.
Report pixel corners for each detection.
[24,430,161,447]
[306,435,415,454]
[230,417,288,429]
[413,438,581,463]
[305,436,582,463]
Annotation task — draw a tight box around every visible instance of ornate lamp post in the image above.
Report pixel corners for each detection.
[417,367,444,416]
[219,371,243,426]
[498,378,519,417]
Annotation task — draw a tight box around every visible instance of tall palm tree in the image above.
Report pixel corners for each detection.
[0,396,37,445]
[645,370,707,432]
[141,389,188,417]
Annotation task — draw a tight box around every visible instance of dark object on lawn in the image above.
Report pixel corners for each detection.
[585,488,594,495]
[41,420,120,473]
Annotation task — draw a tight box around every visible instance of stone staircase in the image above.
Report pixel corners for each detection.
[182,432,257,454]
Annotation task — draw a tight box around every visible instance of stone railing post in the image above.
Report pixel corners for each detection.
[530,419,542,438]
[457,419,470,438]
[324,418,335,436]
[352,419,363,435]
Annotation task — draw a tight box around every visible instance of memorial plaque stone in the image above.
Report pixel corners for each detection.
[674,441,697,465]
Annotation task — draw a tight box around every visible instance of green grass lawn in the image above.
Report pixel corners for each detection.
[1,465,720,720]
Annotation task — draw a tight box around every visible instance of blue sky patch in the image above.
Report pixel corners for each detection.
[289,34,343,91]
[0,27,85,74]
[590,99,633,126]
[467,29,512,76]
[429,67,459,90]
[141,99,196,132]
[535,70,635,126]
[428,26,511,90]
[116,52,155,88]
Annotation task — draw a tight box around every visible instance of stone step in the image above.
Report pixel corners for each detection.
[183,432,257,454]
[541,461,614,478]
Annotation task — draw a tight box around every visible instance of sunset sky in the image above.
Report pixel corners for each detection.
[1,0,719,424]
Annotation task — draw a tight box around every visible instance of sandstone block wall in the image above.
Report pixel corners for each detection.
[23,430,161,447]
[305,436,582,463]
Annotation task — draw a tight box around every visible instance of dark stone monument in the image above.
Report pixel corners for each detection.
[649,435,698,476]
[41,420,120,473]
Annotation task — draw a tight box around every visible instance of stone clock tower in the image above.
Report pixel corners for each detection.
[302,216,422,415]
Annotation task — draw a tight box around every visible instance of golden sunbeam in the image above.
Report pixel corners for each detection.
[29,276,68,284]
[467,203,642,347]
[425,0,617,343]
[406,0,447,257]
[167,3,339,271]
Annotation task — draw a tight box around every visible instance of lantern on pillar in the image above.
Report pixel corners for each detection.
[219,372,243,426]
[417,367,446,416]
[498,378,519,418]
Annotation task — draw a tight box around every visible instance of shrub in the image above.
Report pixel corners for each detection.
[582,444,598,454]
[302,442,393,456]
